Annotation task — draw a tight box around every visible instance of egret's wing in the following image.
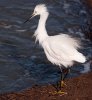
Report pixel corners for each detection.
[43,34,86,66]
[50,34,81,49]
[48,34,82,61]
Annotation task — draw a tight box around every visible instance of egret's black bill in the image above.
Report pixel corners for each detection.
[23,13,35,24]
[24,18,30,23]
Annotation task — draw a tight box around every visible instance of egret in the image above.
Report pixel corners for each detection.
[25,4,86,95]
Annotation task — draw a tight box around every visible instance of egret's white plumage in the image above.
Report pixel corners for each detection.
[31,4,86,68]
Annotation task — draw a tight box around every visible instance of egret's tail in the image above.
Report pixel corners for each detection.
[74,53,86,63]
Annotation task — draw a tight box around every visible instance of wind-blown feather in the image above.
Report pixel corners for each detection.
[43,34,86,67]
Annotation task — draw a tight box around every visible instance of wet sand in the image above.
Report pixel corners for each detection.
[0,71,92,100]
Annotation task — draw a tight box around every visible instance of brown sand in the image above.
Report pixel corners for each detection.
[0,72,92,100]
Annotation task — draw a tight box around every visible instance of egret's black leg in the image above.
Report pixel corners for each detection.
[50,68,69,95]
[60,68,69,88]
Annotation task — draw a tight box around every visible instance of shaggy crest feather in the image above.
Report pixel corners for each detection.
[34,4,48,14]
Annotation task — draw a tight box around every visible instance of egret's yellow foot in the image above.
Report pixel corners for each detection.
[49,90,67,95]
[61,81,67,87]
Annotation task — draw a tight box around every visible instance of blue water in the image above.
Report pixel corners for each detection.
[0,0,92,93]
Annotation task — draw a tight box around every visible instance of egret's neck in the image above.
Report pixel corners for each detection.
[34,12,49,45]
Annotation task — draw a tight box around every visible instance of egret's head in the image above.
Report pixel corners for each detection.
[24,4,48,23]
[33,4,48,16]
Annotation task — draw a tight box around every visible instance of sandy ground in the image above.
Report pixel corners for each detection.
[0,71,92,100]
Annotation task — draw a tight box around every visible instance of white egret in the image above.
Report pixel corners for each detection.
[25,4,86,95]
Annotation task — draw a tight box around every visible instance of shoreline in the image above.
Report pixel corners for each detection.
[0,72,92,100]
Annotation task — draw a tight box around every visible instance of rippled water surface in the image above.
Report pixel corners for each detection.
[0,0,92,93]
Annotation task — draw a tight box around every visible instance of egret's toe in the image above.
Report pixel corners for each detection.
[49,90,67,96]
